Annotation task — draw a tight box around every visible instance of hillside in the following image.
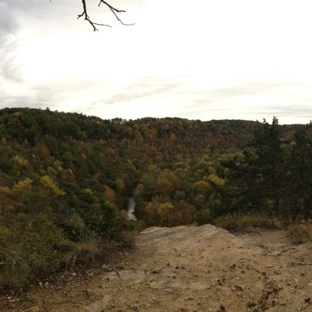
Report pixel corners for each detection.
[0,107,311,289]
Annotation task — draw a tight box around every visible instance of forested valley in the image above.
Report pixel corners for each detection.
[0,107,312,288]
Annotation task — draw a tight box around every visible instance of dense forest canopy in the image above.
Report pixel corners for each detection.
[0,107,311,287]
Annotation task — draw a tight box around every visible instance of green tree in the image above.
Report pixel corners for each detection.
[290,123,312,216]
[249,117,286,215]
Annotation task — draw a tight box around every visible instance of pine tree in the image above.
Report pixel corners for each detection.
[290,123,312,216]
[251,117,285,215]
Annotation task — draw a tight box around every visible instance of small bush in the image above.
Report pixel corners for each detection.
[60,235,102,269]
[287,220,312,244]
[214,212,281,232]
[214,214,240,231]
[0,208,139,289]
[116,230,136,249]
[0,214,65,287]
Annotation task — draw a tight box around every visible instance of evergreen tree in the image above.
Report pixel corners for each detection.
[250,117,285,215]
[290,123,312,216]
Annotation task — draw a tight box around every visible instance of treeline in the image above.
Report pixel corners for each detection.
[0,107,310,287]
[133,117,311,226]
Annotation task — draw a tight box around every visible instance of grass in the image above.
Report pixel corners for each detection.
[214,212,282,232]
[214,212,312,246]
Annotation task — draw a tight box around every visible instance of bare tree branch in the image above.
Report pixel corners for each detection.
[98,0,134,26]
[78,0,134,31]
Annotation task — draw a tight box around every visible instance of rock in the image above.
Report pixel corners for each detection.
[24,307,40,312]
[159,268,176,278]
[130,303,139,310]
[265,306,292,312]
[149,279,188,291]
[118,270,146,283]
[101,264,112,271]
[84,288,104,299]
[103,271,119,281]
[83,295,111,312]
[188,280,209,291]
[6,225,312,312]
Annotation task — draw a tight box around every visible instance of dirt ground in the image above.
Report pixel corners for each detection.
[2,224,312,312]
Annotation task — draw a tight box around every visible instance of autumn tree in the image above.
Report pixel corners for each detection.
[2,107,310,287]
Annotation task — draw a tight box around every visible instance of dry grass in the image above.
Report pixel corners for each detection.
[287,219,312,244]
[214,212,282,232]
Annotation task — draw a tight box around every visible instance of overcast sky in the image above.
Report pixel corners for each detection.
[1,0,312,124]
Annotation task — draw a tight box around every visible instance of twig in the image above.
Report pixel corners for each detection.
[78,0,134,31]
[0,247,16,267]
[98,0,135,26]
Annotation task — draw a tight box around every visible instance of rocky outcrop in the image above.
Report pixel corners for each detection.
[5,224,312,312]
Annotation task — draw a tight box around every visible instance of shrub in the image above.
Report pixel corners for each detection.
[287,220,312,244]
[0,209,139,288]
[214,212,281,232]
[0,214,65,287]
[60,235,102,269]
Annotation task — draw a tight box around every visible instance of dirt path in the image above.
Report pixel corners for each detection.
[2,224,312,312]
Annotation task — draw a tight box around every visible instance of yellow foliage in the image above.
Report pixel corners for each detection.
[53,160,63,172]
[207,173,225,186]
[156,177,173,194]
[0,186,10,195]
[40,175,65,196]
[194,180,210,195]
[13,178,33,192]
[134,183,144,197]
[208,166,217,175]
[13,155,30,170]
[158,202,174,224]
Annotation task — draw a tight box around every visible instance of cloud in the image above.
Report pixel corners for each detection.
[172,81,312,124]
[1,0,312,125]
[0,1,24,83]
[102,75,184,105]
[0,0,36,37]
[188,81,312,105]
